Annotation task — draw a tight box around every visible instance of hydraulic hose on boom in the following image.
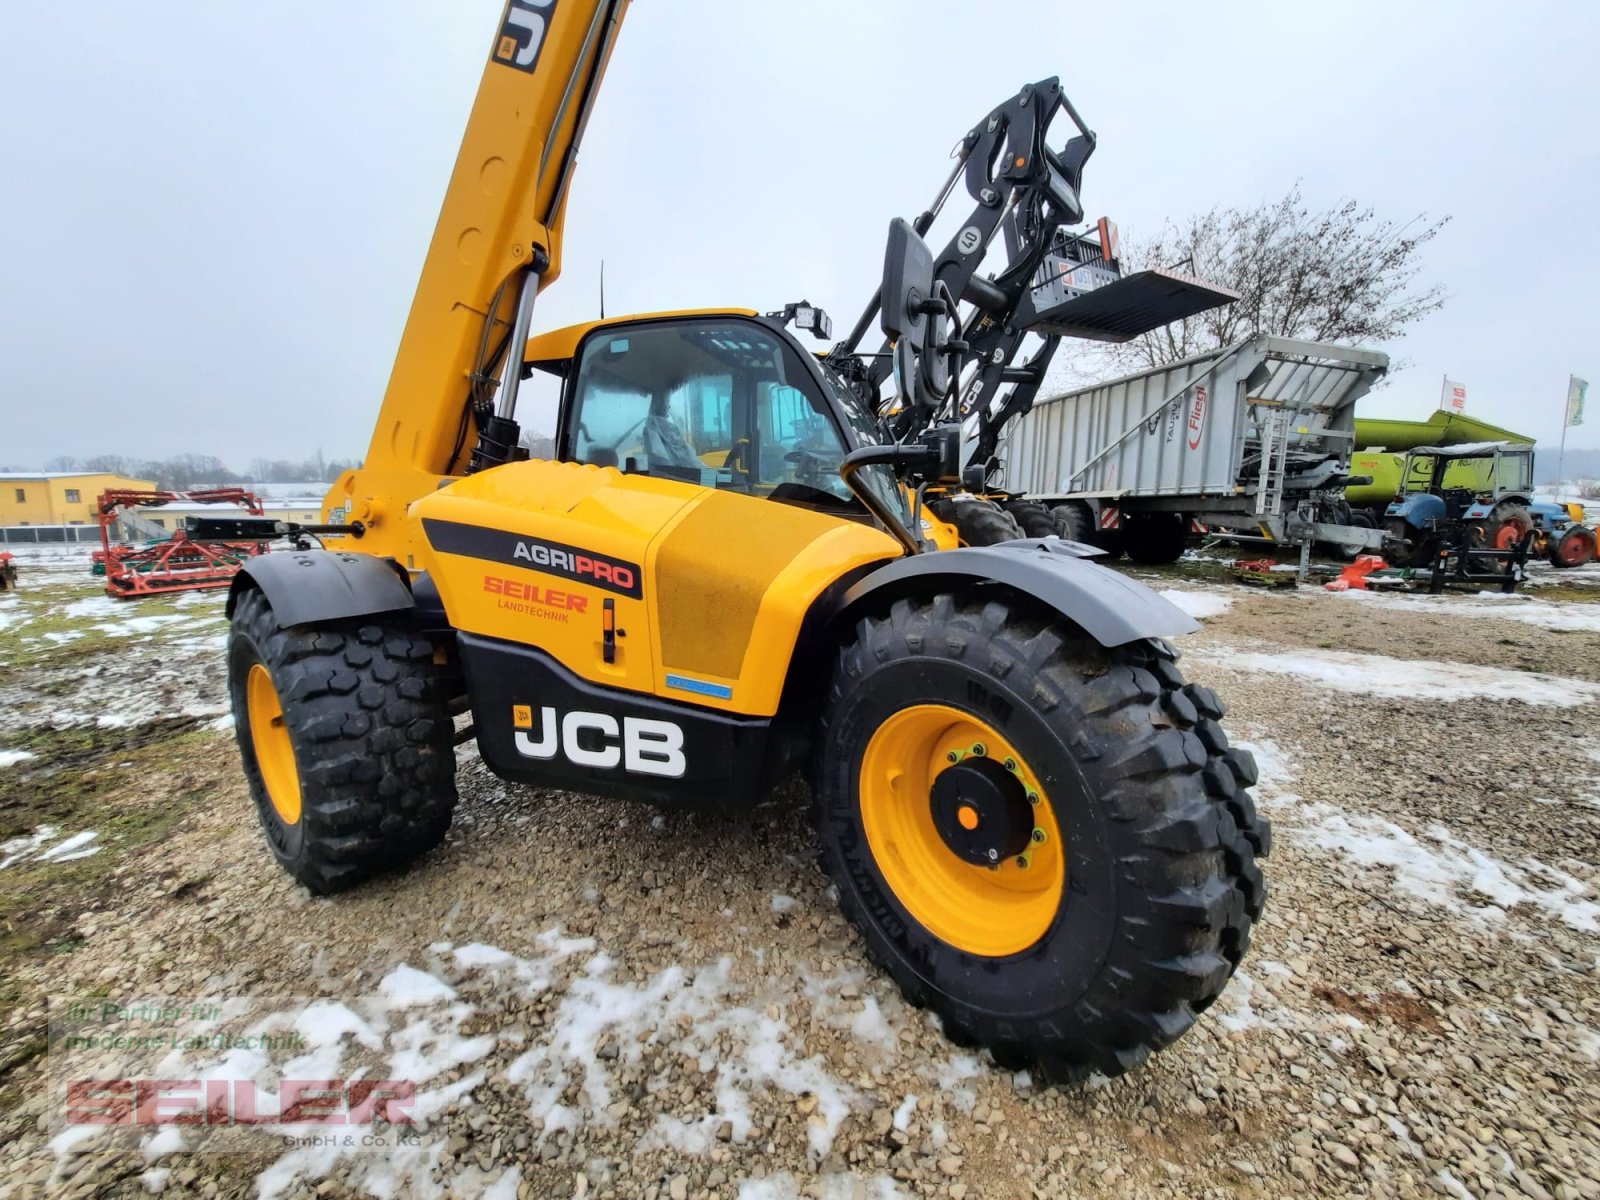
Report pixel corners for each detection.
[357,0,630,492]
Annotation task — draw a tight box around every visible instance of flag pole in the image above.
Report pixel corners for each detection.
[1558,375,1571,493]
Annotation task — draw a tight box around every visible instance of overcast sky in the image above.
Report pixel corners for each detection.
[2,0,1596,469]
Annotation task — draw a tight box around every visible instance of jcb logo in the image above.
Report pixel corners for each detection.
[494,0,555,73]
[513,705,686,778]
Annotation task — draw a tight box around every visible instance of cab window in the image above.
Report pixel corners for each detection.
[563,320,859,506]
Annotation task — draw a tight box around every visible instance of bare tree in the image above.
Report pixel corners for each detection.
[83,454,133,475]
[1090,185,1448,375]
[43,455,82,472]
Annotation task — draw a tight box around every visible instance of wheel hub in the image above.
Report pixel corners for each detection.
[929,756,1033,866]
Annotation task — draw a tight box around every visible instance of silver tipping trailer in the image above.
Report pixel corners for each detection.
[998,335,1391,570]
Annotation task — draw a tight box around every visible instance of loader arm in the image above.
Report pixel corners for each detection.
[360,0,630,489]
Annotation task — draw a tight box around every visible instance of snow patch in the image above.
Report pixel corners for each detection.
[891,1094,918,1131]
[141,1126,187,1159]
[62,596,123,620]
[1331,587,1600,633]
[1215,968,1294,1032]
[1,825,100,869]
[1297,803,1600,933]
[0,749,36,768]
[927,1053,982,1113]
[1159,588,1234,619]
[1241,733,1600,932]
[738,1172,906,1199]
[92,614,187,637]
[1198,647,1600,707]
[37,830,100,863]
[378,963,459,1007]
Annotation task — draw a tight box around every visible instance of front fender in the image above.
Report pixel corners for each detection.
[226,550,414,628]
[834,538,1199,648]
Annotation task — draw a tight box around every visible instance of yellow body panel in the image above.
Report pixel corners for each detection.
[524,308,758,366]
[411,460,900,716]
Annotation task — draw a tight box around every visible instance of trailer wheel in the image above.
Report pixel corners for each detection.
[228,587,458,894]
[1122,512,1188,564]
[930,498,1024,546]
[1051,500,1098,548]
[815,593,1267,1081]
[1001,499,1059,539]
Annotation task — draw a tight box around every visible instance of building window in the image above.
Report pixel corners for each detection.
[65,489,80,503]
[13,488,23,503]
[150,518,165,528]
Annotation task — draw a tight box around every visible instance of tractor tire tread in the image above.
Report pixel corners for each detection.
[229,587,458,895]
[814,591,1268,1083]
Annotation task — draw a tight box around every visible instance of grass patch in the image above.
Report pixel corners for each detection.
[0,726,227,971]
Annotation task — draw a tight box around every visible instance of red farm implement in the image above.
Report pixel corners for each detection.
[95,488,269,599]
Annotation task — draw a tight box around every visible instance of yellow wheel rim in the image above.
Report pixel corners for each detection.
[858,704,1065,958]
[246,663,302,826]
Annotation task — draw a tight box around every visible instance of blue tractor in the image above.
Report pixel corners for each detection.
[1382,442,1591,569]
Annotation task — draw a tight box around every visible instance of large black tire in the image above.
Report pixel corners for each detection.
[930,498,1025,546]
[228,588,459,894]
[1122,512,1189,565]
[1383,518,1435,568]
[814,593,1268,1082]
[1002,499,1059,539]
[1051,500,1098,548]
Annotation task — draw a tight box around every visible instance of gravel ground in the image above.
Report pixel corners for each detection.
[2,548,1599,1199]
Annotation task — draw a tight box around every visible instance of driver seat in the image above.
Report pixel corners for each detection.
[643,415,702,471]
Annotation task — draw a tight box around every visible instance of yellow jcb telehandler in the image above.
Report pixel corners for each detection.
[219,0,1268,1080]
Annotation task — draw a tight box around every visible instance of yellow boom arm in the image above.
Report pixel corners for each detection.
[362,0,630,480]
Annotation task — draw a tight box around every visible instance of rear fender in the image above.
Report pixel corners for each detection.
[829,538,1199,648]
[1387,494,1444,527]
[226,551,414,628]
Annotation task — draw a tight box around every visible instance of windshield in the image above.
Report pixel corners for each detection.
[815,359,903,516]
[565,319,905,522]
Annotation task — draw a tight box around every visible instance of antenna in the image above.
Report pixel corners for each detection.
[599,259,605,319]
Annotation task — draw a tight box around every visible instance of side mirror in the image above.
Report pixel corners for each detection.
[880,218,952,406]
[880,218,934,351]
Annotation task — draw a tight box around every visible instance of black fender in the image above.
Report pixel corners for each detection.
[833,538,1198,647]
[226,550,415,628]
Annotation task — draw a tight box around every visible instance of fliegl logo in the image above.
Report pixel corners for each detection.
[493,0,555,73]
[1186,385,1208,451]
[512,705,686,778]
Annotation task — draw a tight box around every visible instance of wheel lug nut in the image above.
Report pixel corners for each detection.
[971,743,986,757]
[1026,791,1039,805]
[986,848,999,862]
[946,751,959,763]
[1030,828,1045,843]
[1003,757,1017,772]
[1015,856,1029,869]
